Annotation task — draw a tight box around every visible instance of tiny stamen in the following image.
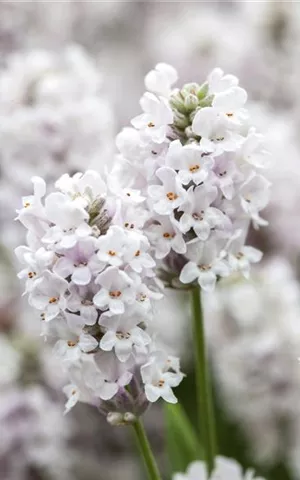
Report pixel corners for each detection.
[109,290,122,298]
[49,297,58,304]
[166,192,178,201]
[189,164,200,173]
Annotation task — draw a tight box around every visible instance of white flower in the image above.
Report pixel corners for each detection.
[55,170,107,204]
[165,140,214,186]
[147,215,186,259]
[129,273,163,312]
[94,266,134,314]
[96,225,127,267]
[29,270,68,321]
[239,129,271,169]
[131,92,173,143]
[212,85,248,127]
[239,172,271,227]
[84,365,119,401]
[141,351,183,404]
[99,311,151,362]
[113,201,149,232]
[42,222,92,250]
[15,245,54,292]
[111,184,145,205]
[225,232,263,279]
[148,167,187,215]
[173,457,265,480]
[45,191,88,230]
[180,239,230,292]
[67,283,98,325]
[192,108,242,154]
[53,237,102,285]
[145,63,178,97]
[178,185,231,240]
[210,152,243,200]
[207,68,239,95]
[16,176,48,237]
[123,232,155,274]
[54,333,98,364]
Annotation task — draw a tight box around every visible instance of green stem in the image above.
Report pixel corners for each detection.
[133,419,162,480]
[191,286,217,474]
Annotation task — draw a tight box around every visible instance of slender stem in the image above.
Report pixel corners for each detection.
[133,419,162,480]
[191,286,217,474]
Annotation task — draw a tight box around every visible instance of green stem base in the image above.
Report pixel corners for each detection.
[191,286,217,474]
[133,419,162,480]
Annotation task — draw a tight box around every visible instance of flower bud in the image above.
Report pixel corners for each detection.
[196,81,209,100]
[185,125,199,140]
[173,110,189,130]
[184,94,199,111]
[169,90,186,114]
[123,412,136,424]
[198,94,214,107]
[107,412,124,426]
[88,196,111,234]
[180,82,199,99]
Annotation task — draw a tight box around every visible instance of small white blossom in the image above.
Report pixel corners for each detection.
[148,167,187,215]
[173,457,265,480]
[165,140,213,186]
[94,266,134,314]
[141,352,184,404]
[29,271,68,321]
[145,63,178,97]
[147,216,186,259]
[131,92,173,144]
[180,240,230,292]
[99,311,151,362]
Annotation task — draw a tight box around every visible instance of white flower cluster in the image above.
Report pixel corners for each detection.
[114,64,271,291]
[15,170,184,420]
[173,457,265,480]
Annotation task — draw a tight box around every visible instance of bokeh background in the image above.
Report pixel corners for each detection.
[1,1,300,479]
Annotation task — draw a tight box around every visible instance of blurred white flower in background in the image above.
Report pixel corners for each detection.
[173,457,265,480]
[0,334,73,480]
[204,258,300,477]
[0,334,21,386]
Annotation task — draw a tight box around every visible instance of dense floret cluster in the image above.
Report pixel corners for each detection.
[15,170,183,421]
[114,64,271,291]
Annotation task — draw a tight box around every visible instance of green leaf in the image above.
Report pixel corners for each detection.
[165,403,204,476]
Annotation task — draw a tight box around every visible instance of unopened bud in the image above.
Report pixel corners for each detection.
[185,126,199,139]
[169,90,186,114]
[124,412,136,424]
[184,94,199,111]
[107,412,124,426]
[180,82,199,99]
[173,110,189,129]
[88,196,111,234]
[196,82,209,100]
[198,94,214,108]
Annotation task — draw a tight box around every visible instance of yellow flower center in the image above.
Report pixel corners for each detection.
[49,297,58,304]
[109,290,122,298]
[166,192,178,201]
